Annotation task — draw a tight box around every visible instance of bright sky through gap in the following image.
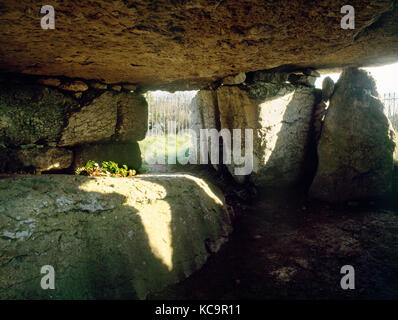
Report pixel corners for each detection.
[150,90,198,99]
[316,62,398,96]
[151,63,398,98]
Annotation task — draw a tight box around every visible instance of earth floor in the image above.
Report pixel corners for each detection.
[2,167,397,300]
[150,166,398,300]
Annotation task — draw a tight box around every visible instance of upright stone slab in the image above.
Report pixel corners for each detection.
[73,141,142,171]
[215,84,317,188]
[309,68,397,202]
[190,81,318,188]
[117,93,148,142]
[0,84,77,147]
[215,86,258,183]
[13,147,73,173]
[189,89,218,164]
[58,92,118,146]
[0,80,148,173]
[59,91,148,146]
[190,90,218,132]
[189,69,321,187]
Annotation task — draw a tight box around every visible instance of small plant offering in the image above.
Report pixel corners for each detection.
[75,160,136,177]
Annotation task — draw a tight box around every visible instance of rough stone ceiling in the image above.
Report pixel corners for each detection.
[0,0,397,90]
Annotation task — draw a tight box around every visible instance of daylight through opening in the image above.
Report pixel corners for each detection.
[139,90,198,172]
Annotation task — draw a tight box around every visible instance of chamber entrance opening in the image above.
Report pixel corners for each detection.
[140,90,198,173]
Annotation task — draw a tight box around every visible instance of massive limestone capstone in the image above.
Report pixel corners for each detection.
[191,71,320,188]
[0,1,397,89]
[0,174,232,299]
[0,80,148,173]
[309,68,397,202]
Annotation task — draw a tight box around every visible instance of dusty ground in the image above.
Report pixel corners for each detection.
[149,166,398,300]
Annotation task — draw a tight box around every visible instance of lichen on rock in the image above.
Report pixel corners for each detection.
[0,174,232,299]
[0,84,77,146]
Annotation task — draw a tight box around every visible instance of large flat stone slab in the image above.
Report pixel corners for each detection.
[0,1,397,89]
[0,174,232,299]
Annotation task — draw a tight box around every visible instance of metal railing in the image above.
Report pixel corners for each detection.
[383,92,398,131]
[145,91,197,136]
[144,91,398,134]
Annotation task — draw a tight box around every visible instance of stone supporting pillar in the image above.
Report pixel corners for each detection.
[0,75,147,173]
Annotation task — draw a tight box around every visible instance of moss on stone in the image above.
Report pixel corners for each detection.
[0,85,78,147]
